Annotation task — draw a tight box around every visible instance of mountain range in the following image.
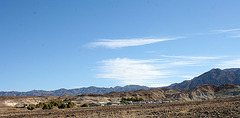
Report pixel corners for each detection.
[1,68,240,96]
[1,84,240,107]
[0,85,151,96]
[168,68,240,90]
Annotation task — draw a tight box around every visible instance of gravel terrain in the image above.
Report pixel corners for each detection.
[0,97,239,118]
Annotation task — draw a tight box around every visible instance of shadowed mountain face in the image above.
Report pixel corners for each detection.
[0,85,151,96]
[168,68,240,90]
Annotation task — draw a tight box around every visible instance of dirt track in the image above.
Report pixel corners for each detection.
[0,97,240,118]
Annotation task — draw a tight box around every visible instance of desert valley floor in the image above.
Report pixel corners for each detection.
[0,97,239,118]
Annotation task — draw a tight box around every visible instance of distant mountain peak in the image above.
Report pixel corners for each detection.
[168,68,240,90]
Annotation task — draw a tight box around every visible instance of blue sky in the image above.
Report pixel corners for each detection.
[1,0,240,91]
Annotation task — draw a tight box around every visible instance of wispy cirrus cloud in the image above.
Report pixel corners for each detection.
[161,55,226,60]
[213,28,240,38]
[231,35,240,38]
[158,55,227,69]
[88,38,181,49]
[97,58,171,86]
[216,28,240,33]
[96,56,224,87]
[218,58,240,68]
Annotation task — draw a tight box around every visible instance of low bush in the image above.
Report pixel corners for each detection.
[81,103,89,107]
[26,104,35,110]
[67,101,76,108]
[42,103,54,110]
[58,103,67,109]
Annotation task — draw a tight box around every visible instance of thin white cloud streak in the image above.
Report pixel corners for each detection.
[231,35,240,38]
[216,28,240,33]
[95,53,231,87]
[210,28,240,38]
[161,55,226,60]
[97,58,169,79]
[167,61,197,66]
[96,56,224,87]
[89,38,180,48]
[160,55,228,68]
[218,59,240,68]
[97,58,174,86]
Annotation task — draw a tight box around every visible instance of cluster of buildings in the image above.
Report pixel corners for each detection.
[83,100,171,107]
[121,100,170,105]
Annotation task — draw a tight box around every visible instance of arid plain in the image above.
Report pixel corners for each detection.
[0,97,240,118]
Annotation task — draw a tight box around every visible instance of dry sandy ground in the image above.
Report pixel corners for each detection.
[0,97,240,118]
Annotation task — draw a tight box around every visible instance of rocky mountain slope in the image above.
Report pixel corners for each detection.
[168,68,240,90]
[0,85,150,96]
[102,84,240,101]
[168,84,240,101]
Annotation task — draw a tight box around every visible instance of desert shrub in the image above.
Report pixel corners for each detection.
[42,103,54,110]
[36,102,44,108]
[42,103,49,110]
[81,103,89,107]
[50,100,63,106]
[121,99,127,104]
[67,101,76,108]
[135,97,144,102]
[48,103,54,109]
[58,103,67,109]
[27,104,35,110]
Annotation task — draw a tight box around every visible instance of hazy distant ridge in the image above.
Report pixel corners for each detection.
[0,85,150,96]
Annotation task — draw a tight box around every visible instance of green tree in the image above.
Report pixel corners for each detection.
[50,100,63,106]
[36,102,44,108]
[42,103,49,110]
[122,97,127,101]
[42,103,54,110]
[48,103,54,109]
[58,103,67,109]
[81,103,89,107]
[67,101,75,108]
[121,99,126,104]
[27,104,35,110]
